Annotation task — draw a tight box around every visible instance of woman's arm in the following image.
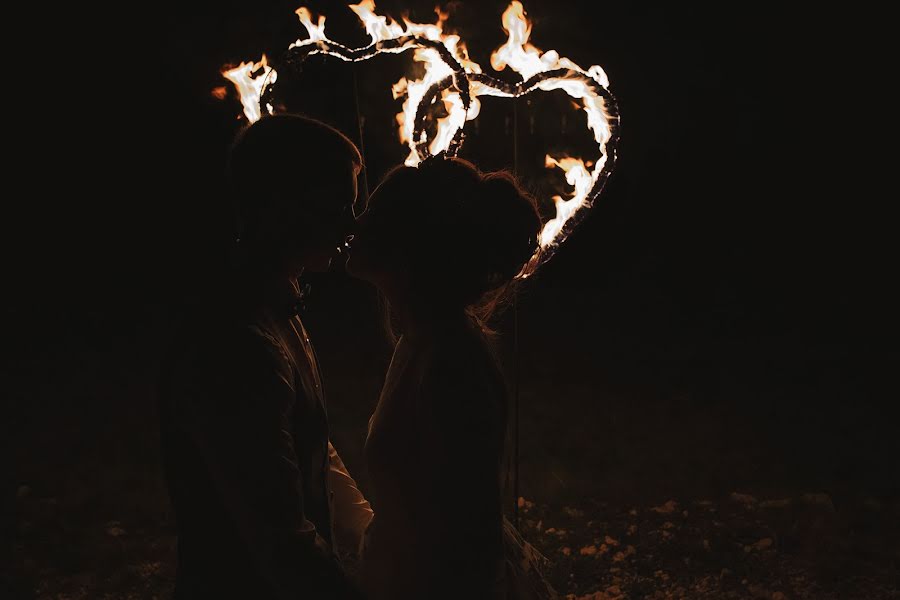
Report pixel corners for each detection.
[328,441,374,557]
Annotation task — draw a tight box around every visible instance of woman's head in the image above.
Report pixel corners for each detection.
[348,158,540,320]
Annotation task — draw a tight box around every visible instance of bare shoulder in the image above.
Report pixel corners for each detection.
[167,314,293,394]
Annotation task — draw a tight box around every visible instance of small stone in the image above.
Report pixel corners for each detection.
[800,493,835,513]
[651,500,678,514]
[754,537,774,551]
[730,492,758,506]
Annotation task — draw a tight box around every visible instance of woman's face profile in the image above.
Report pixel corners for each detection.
[345,182,405,287]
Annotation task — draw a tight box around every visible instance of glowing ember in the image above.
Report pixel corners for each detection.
[222,55,277,123]
[221,1,619,277]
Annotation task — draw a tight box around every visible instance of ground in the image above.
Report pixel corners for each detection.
[9,478,899,599]
[7,297,899,599]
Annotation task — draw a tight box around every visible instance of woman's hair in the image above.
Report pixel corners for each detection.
[370,157,541,331]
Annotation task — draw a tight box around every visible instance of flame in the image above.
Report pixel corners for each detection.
[210,86,228,100]
[294,7,327,44]
[222,55,277,123]
[349,2,482,165]
[350,0,406,44]
[221,1,617,269]
[395,46,456,165]
[490,1,546,81]
[283,2,486,165]
[541,155,595,247]
[486,2,615,252]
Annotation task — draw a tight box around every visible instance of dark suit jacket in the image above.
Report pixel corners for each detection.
[159,292,356,600]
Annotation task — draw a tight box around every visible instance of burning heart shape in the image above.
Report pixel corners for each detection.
[223,1,620,278]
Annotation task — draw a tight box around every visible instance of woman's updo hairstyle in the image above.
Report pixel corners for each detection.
[368,157,541,321]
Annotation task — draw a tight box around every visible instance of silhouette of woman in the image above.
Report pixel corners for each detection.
[347,157,556,599]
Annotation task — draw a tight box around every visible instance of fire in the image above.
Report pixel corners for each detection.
[221,55,277,123]
[350,0,407,43]
[293,7,327,44]
[344,1,481,165]
[220,1,618,275]
[541,155,594,247]
[491,1,545,81]
[485,1,616,261]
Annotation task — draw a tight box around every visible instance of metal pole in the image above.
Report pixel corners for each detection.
[512,98,521,528]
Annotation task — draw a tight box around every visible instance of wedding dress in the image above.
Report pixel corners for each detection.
[359,321,556,600]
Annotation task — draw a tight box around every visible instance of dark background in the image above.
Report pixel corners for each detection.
[7,1,898,597]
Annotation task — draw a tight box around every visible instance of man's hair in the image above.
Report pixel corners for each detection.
[227,114,362,239]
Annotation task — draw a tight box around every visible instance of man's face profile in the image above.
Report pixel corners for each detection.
[282,159,360,273]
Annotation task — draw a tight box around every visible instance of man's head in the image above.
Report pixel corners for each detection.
[228,114,363,275]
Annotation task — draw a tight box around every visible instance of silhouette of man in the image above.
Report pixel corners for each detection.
[160,114,372,600]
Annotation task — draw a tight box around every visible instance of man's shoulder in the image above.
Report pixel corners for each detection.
[165,310,294,383]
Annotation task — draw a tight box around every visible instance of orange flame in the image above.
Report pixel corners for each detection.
[222,2,617,265]
[222,55,277,123]
[491,1,545,80]
[487,2,615,253]
[293,7,327,44]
